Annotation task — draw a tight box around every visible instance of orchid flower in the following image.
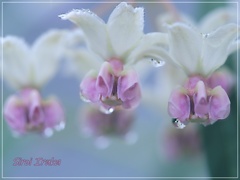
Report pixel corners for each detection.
[81,106,136,149]
[155,5,238,127]
[59,2,168,113]
[2,30,67,136]
[166,22,239,127]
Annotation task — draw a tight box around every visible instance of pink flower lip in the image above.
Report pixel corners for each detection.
[80,71,100,103]
[117,70,141,109]
[193,81,209,119]
[4,95,27,134]
[168,88,190,123]
[80,61,141,110]
[168,77,232,127]
[209,86,230,123]
[42,97,65,129]
[96,62,114,98]
[3,88,65,136]
[28,90,44,127]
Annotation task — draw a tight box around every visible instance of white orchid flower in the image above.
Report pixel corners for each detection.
[166,22,239,127]
[155,5,239,127]
[59,2,168,113]
[2,30,67,136]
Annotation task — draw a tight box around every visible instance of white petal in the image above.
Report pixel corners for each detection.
[227,39,240,55]
[64,48,103,78]
[201,23,239,75]
[168,23,202,75]
[59,9,110,59]
[126,32,172,65]
[64,29,86,48]
[2,36,32,89]
[199,7,237,33]
[31,29,67,87]
[107,2,144,57]
[156,12,196,32]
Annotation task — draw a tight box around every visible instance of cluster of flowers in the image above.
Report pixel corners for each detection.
[1,2,239,138]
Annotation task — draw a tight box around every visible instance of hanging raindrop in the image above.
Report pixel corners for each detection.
[99,106,114,114]
[172,119,186,129]
[150,58,165,67]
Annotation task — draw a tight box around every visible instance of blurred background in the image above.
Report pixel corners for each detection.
[1,0,238,179]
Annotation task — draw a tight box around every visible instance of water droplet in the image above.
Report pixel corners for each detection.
[80,91,91,103]
[43,128,54,137]
[54,121,65,131]
[150,58,165,67]
[172,119,186,129]
[95,136,109,149]
[99,106,114,114]
[202,33,209,38]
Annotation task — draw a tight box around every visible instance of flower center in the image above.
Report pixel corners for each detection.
[100,77,123,107]
[169,75,231,127]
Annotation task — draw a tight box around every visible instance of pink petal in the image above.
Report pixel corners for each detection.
[96,62,114,98]
[20,88,35,100]
[117,70,141,109]
[3,95,27,134]
[193,81,209,118]
[207,69,234,94]
[27,90,44,126]
[109,59,123,76]
[184,76,205,94]
[42,98,65,129]
[80,71,100,103]
[121,84,141,109]
[209,86,230,123]
[168,88,190,122]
